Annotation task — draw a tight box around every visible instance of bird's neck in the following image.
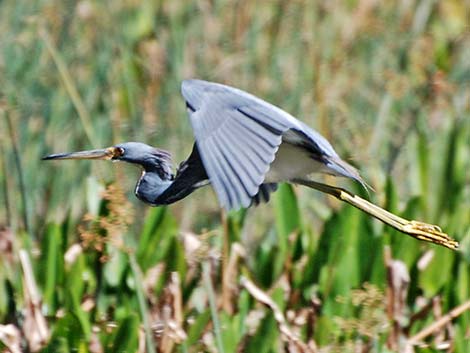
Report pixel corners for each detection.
[135,170,173,205]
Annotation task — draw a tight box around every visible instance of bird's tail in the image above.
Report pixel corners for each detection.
[325,156,372,193]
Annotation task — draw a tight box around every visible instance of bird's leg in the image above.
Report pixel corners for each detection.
[292,179,459,250]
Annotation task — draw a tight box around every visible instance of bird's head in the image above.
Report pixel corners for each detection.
[43,142,173,178]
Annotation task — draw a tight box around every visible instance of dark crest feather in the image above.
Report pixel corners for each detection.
[145,148,173,179]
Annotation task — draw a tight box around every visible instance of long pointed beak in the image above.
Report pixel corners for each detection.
[42,147,117,161]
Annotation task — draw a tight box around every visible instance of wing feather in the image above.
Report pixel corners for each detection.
[213,134,254,207]
[214,136,253,208]
[183,81,290,210]
[181,79,362,210]
[229,119,276,165]
[208,137,241,207]
[216,132,259,194]
[236,106,287,134]
[219,121,273,177]
[229,110,282,148]
[202,138,235,208]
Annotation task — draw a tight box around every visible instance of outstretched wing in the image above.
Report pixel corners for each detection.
[181,79,363,210]
[181,79,302,210]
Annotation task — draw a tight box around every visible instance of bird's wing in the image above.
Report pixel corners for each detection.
[181,79,300,210]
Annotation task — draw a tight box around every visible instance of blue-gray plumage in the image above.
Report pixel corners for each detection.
[42,79,459,249]
[181,79,364,210]
[43,79,364,210]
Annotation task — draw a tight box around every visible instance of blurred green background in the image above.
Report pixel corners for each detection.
[1,0,469,352]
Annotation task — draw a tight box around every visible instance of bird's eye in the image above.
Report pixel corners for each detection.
[114,147,125,157]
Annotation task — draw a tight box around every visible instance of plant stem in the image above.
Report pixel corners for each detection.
[3,111,31,237]
[203,261,225,353]
[129,253,157,353]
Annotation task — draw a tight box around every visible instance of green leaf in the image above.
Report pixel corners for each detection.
[273,183,301,238]
[46,312,87,351]
[103,244,128,287]
[419,247,454,296]
[110,313,140,353]
[245,312,279,353]
[273,183,301,279]
[186,309,211,347]
[137,207,178,270]
[40,223,64,314]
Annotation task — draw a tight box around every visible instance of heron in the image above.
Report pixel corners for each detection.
[43,79,458,249]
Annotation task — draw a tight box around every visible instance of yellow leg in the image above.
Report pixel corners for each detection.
[293,179,458,250]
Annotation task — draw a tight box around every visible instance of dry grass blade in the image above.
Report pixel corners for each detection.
[0,324,22,353]
[384,246,410,351]
[159,272,187,353]
[240,276,315,353]
[294,180,459,249]
[407,300,470,346]
[19,249,50,351]
[222,243,246,314]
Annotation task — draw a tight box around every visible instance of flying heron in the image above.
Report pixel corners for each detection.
[43,79,458,249]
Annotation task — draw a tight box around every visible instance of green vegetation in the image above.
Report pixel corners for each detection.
[1,0,469,352]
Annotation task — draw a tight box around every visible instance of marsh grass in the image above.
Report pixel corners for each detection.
[0,0,469,352]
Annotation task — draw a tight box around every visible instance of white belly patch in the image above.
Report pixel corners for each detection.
[264,143,328,182]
